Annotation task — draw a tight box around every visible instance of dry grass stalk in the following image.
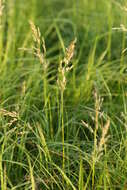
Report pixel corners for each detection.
[81,120,94,134]
[57,38,76,91]
[90,90,110,162]
[91,119,110,164]
[29,21,48,71]
[94,90,103,130]
[0,109,18,118]
[0,109,19,126]
[81,91,109,162]
[97,120,110,158]
[64,38,77,65]
[57,38,76,172]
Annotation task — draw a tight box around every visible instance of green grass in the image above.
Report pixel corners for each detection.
[0,0,127,189]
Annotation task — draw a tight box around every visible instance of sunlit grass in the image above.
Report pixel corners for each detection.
[0,0,127,189]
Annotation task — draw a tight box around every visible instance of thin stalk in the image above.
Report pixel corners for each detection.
[92,129,97,190]
[0,0,3,62]
[43,69,48,119]
[0,152,3,190]
[61,89,65,171]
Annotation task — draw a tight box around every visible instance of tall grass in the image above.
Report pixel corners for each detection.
[0,0,127,189]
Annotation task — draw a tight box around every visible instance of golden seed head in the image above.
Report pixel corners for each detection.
[64,38,77,65]
[57,39,76,91]
[0,109,19,126]
[29,21,41,45]
[29,21,47,71]
[0,109,18,118]
[97,120,110,156]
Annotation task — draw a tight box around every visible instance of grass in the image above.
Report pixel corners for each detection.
[0,0,127,189]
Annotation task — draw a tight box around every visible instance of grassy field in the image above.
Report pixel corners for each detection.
[0,0,127,189]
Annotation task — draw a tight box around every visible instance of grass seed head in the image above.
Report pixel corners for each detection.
[57,38,76,91]
[29,21,41,45]
[91,119,110,163]
[81,120,94,134]
[0,109,19,126]
[29,21,47,71]
[97,120,110,153]
[64,38,77,65]
[0,109,18,118]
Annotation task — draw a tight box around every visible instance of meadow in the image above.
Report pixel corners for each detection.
[0,0,127,189]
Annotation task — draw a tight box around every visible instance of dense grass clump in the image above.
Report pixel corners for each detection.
[1,0,127,189]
